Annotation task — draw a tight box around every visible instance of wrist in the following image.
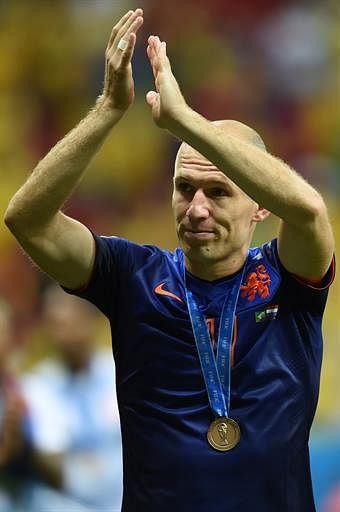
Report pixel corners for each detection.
[165,104,195,136]
[94,95,126,124]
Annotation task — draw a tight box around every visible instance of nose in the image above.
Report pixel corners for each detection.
[186,189,210,221]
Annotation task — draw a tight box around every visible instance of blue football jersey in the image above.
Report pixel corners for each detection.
[67,234,334,512]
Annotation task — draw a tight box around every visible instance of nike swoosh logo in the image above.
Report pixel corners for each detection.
[154,282,183,303]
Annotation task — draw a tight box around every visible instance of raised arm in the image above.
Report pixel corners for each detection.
[146,36,334,282]
[4,9,143,290]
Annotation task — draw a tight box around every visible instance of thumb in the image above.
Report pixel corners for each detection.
[146,90,159,107]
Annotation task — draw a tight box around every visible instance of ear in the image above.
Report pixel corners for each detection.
[253,205,271,223]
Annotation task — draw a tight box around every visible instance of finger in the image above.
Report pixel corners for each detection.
[120,32,137,67]
[107,8,143,51]
[146,43,152,61]
[160,41,170,69]
[146,37,155,62]
[148,35,158,57]
[147,37,160,76]
[115,8,143,48]
[107,10,134,50]
[148,35,161,58]
[154,36,162,54]
[148,36,167,71]
[147,51,159,83]
[127,15,144,40]
[117,16,143,65]
[146,90,159,107]
[153,38,171,73]
[110,16,143,61]
[147,41,156,71]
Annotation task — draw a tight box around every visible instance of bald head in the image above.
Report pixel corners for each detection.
[212,120,266,151]
[175,119,266,170]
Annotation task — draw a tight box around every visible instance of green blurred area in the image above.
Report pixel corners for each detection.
[0,0,339,429]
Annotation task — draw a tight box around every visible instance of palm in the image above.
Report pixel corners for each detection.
[102,9,143,111]
[111,64,135,111]
[146,36,186,129]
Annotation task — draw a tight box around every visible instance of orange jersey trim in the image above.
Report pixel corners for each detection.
[291,255,335,290]
[206,318,216,347]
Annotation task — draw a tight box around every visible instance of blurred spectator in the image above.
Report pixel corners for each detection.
[323,484,340,512]
[310,427,340,511]
[0,297,27,511]
[21,285,123,511]
[0,296,92,512]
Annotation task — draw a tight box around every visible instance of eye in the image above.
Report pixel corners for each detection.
[209,187,228,197]
[177,182,194,194]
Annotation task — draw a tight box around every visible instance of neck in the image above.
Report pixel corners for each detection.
[185,250,248,281]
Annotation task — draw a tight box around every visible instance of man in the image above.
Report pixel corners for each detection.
[4,8,335,512]
[0,297,95,512]
[22,285,122,511]
[0,298,56,509]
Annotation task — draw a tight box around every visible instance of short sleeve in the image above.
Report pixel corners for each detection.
[62,234,134,318]
[263,238,335,313]
[62,233,160,320]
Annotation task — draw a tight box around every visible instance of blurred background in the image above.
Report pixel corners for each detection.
[0,0,339,510]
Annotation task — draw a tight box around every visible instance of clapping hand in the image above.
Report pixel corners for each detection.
[101,9,144,112]
[146,35,187,129]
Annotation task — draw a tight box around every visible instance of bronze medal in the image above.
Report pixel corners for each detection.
[207,417,240,451]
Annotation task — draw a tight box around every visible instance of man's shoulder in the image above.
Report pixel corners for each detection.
[246,238,281,283]
[246,238,333,311]
[94,234,180,268]
[95,234,169,254]
[249,239,278,266]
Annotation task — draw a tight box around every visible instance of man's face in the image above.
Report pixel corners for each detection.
[43,292,96,364]
[172,145,261,271]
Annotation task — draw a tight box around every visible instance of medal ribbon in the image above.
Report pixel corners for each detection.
[182,254,247,418]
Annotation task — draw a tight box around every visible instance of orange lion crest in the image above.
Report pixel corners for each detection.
[240,264,271,302]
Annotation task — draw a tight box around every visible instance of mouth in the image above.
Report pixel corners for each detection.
[183,229,215,241]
